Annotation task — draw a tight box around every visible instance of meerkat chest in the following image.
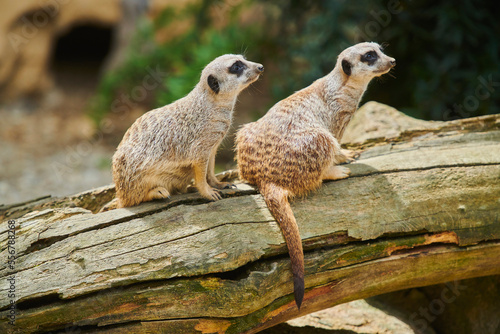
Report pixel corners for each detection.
[175,106,233,148]
[205,107,234,132]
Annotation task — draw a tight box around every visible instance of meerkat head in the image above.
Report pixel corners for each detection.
[337,42,396,82]
[201,54,264,97]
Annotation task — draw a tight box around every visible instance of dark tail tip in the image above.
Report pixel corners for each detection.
[294,275,305,310]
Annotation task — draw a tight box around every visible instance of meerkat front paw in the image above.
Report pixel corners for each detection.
[198,186,223,201]
[322,165,351,181]
[207,188,223,201]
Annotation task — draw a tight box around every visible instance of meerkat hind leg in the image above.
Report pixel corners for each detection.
[206,150,235,190]
[193,161,222,201]
[145,186,171,202]
[322,165,351,181]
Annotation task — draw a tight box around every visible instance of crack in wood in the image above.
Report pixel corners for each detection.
[17,191,257,256]
[347,162,500,178]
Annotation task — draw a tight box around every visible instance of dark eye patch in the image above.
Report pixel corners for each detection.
[229,60,246,76]
[360,51,378,65]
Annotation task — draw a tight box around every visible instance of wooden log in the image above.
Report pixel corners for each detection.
[1,102,499,333]
[366,275,500,334]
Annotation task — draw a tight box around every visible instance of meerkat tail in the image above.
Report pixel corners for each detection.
[260,183,305,309]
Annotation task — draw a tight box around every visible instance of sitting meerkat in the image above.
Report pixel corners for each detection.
[236,42,395,309]
[113,54,264,208]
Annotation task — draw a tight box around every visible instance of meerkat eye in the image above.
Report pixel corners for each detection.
[229,61,246,76]
[361,51,378,65]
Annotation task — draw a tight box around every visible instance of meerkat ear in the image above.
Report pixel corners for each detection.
[342,59,352,76]
[207,75,220,94]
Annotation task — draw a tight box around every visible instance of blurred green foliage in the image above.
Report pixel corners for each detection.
[90,0,500,124]
[89,0,264,124]
[262,0,500,120]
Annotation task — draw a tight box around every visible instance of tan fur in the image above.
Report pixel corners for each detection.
[236,42,395,309]
[113,54,263,208]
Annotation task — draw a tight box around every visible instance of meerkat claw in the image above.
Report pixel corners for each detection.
[201,187,223,201]
[211,190,222,201]
[146,186,171,201]
[338,149,358,164]
[210,181,236,189]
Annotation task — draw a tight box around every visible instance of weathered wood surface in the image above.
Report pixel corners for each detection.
[0,103,499,333]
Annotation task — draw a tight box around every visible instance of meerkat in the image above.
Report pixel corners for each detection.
[236,42,395,309]
[112,54,264,208]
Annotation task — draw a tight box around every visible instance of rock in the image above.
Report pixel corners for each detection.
[342,101,441,144]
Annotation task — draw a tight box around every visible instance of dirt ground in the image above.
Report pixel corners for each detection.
[0,94,113,206]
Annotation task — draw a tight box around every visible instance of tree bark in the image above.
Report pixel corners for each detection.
[1,103,499,334]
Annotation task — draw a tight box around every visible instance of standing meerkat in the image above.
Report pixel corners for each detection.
[236,42,395,309]
[113,54,264,208]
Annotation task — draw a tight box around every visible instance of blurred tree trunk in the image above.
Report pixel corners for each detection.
[0,103,499,333]
[102,0,149,73]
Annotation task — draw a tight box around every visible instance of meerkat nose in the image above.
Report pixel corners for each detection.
[257,65,265,72]
[390,59,396,67]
